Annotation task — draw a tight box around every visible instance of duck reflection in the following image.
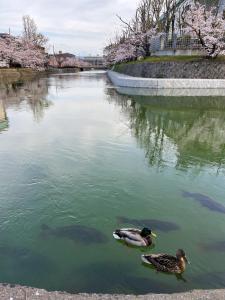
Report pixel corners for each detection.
[106,88,225,171]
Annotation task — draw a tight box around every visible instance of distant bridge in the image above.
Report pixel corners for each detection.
[80,56,105,70]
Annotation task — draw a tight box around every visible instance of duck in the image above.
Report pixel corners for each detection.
[113,227,157,247]
[141,249,189,274]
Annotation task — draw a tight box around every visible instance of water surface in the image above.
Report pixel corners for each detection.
[0,71,225,294]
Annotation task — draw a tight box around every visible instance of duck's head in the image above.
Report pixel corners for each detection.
[140,227,157,238]
[176,249,189,264]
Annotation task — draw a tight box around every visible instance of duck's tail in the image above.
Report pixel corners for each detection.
[141,255,152,265]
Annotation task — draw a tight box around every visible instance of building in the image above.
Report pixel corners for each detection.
[82,56,104,68]
[48,52,77,68]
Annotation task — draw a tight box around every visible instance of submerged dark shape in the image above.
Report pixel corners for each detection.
[0,245,54,275]
[0,246,30,258]
[41,224,108,244]
[182,191,225,214]
[200,241,225,252]
[195,271,225,287]
[66,261,174,294]
[117,216,179,232]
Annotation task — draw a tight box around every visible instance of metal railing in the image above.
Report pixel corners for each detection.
[150,33,202,53]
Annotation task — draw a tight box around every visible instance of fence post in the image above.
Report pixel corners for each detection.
[172,33,177,51]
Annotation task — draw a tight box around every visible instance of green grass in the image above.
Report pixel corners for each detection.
[137,55,203,63]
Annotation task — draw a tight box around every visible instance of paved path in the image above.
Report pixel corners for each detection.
[0,285,225,300]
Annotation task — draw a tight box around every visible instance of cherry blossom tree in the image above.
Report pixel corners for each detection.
[23,15,48,47]
[104,28,156,65]
[183,2,225,58]
[104,0,160,65]
[48,54,92,68]
[0,35,47,70]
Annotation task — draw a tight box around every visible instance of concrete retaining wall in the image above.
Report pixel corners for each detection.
[107,70,225,90]
[113,60,225,79]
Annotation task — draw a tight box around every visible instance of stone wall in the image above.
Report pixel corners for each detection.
[113,60,225,79]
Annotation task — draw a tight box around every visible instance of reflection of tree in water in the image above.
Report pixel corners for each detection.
[106,88,225,171]
[0,77,52,122]
[0,100,8,133]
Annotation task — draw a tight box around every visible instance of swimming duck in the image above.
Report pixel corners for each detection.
[113,227,157,247]
[141,249,189,274]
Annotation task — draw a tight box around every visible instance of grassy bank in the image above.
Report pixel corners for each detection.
[0,68,40,85]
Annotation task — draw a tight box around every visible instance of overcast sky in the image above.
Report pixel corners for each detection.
[0,0,139,56]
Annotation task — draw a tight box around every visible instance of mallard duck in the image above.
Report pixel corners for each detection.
[141,249,189,274]
[113,227,157,247]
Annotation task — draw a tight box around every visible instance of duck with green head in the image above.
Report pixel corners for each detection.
[113,227,157,247]
[142,249,189,274]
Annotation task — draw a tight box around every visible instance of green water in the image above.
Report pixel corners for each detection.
[0,71,225,294]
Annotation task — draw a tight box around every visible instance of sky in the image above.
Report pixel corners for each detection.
[0,0,139,56]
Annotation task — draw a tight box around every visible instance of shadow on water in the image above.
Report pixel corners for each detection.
[117,216,180,232]
[65,261,179,294]
[199,240,225,252]
[106,87,225,172]
[182,191,225,214]
[194,271,225,288]
[142,262,187,283]
[0,245,55,283]
[40,224,108,244]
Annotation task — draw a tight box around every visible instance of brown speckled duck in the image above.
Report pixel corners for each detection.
[141,249,189,274]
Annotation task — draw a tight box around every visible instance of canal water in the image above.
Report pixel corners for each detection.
[0,71,225,294]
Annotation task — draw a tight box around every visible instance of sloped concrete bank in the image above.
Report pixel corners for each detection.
[1,285,225,300]
[113,60,225,79]
[107,70,225,90]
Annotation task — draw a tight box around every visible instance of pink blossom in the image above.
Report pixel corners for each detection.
[183,2,225,57]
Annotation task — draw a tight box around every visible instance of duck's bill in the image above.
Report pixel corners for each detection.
[151,232,157,238]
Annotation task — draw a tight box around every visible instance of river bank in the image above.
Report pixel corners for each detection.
[1,285,225,300]
[113,57,225,79]
[107,70,225,92]
[0,68,41,85]
[0,68,81,87]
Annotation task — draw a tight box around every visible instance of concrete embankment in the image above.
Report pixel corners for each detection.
[113,60,225,79]
[1,285,225,300]
[107,70,225,90]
